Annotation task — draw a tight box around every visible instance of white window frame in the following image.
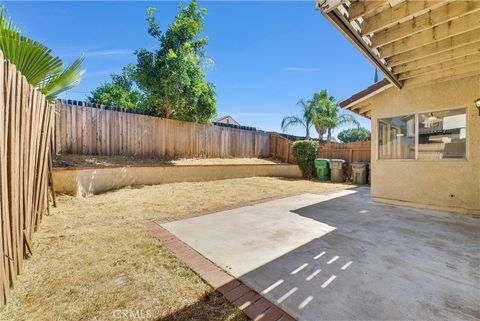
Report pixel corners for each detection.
[377,112,416,161]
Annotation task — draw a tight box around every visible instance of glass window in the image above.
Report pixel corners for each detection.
[378,115,416,159]
[418,108,467,159]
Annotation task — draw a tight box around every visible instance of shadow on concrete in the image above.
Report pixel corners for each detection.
[235,188,480,320]
[161,187,480,321]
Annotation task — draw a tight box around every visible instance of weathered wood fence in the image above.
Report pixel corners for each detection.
[317,141,371,178]
[54,101,271,159]
[270,135,371,178]
[53,101,371,178]
[270,134,295,163]
[0,51,55,305]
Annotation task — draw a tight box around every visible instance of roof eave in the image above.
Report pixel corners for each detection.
[321,8,403,90]
[340,79,392,119]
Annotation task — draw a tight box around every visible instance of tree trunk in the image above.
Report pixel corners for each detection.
[165,104,173,119]
[315,124,325,142]
[327,128,333,159]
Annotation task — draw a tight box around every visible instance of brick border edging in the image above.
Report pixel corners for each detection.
[146,222,296,321]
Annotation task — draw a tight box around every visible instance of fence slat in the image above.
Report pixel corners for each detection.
[269,134,372,177]
[54,103,273,159]
[0,52,53,306]
[53,102,372,171]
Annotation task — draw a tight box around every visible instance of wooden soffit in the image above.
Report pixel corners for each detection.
[318,0,480,88]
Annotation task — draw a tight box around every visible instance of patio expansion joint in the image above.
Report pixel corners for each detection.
[146,221,297,321]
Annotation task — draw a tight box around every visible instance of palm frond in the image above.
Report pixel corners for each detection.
[337,113,359,127]
[0,6,84,100]
[0,31,63,85]
[41,55,85,100]
[281,115,305,132]
[0,5,18,32]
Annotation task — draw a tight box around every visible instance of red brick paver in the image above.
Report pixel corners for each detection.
[146,221,296,321]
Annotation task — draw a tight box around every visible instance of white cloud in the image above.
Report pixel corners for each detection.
[58,48,134,58]
[85,49,134,57]
[284,67,321,73]
[83,68,123,78]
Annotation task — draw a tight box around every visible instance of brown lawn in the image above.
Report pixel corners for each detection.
[1,177,351,321]
[53,155,283,168]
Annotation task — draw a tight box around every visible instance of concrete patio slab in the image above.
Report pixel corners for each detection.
[162,187,480,321]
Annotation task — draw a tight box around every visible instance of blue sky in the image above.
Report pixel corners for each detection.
[4,1,377,138]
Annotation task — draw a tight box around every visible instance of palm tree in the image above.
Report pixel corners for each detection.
[281,99,316,139]
[310,91,331,140]
[0,6,84,100]
[313,90,359,143]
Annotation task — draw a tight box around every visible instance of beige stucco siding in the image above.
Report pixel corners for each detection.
[370,75,480,214]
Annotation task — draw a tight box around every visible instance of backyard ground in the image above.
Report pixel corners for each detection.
[0,177,351,321]
[53,155,283,168]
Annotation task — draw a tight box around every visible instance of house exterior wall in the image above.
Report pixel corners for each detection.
[216,116,240,126]
[370,75,480,214]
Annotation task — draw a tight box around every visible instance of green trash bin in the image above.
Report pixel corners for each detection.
[315,158,330,181]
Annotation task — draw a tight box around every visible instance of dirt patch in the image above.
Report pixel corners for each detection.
[1,177,352,321]
[54,155,283,168]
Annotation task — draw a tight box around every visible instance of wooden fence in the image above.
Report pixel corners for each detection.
[270,133,295,163]
[0,51,55,305]
[317,141,371,178]
[270,135,371,178]
[54,101,271,159]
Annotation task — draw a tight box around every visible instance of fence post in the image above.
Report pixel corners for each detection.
[349,149,353,180]
[287,141,290,163]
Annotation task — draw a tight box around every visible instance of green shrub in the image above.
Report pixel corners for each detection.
[292,140,319,178]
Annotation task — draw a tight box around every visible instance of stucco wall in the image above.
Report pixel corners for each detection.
[53,164,303,197]
[370,75,480,214]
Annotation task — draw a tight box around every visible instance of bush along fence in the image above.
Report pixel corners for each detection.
[0,51,55,305]
[270,135,371,178]
[54,101,271,159]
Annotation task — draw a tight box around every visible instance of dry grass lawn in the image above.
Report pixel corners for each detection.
[54,155,282,168]
[1,177,351,321]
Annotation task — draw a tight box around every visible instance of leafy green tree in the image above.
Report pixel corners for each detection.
[281,99,316,139]
[0,6,84,100]
[88,66,150,112]
[131,2,216,122]
[313,90,359,143]
[338,127,371,143]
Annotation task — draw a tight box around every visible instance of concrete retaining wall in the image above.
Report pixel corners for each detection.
[53,164,303,196]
